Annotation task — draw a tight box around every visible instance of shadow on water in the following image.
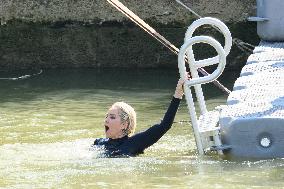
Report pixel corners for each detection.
[0,67,240,102]
[0,68,178,101]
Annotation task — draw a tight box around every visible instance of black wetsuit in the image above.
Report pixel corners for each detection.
[93,97,181,157]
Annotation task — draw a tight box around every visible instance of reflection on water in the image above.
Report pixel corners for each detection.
[0,68,284,188]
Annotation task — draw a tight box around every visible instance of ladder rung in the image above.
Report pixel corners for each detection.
[198,110,220,133]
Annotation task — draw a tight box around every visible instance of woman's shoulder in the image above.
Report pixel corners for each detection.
[94,138,109,145]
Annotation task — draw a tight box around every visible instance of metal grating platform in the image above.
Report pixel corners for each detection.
[221,41,284,120]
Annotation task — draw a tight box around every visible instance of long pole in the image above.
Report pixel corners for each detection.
[106,0,231,95]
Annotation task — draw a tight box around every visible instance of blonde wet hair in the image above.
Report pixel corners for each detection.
[111,102,136,136]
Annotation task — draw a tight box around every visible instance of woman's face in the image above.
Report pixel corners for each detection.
[104,107,127,139]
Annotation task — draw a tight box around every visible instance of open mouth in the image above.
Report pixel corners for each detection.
[105,126,109,132]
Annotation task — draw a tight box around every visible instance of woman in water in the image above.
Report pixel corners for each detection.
[93,77,186,157]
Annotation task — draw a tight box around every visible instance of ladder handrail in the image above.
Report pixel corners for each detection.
[184,17,232,68]
[179,36,226,86]
[184,17,232,115]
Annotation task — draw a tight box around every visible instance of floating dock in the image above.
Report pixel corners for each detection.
[220,41,284,159]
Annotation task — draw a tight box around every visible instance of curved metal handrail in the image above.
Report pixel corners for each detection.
[184,17,232,68]
[179,36,226,86]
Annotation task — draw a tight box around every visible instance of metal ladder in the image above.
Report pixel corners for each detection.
[178,17,232,155]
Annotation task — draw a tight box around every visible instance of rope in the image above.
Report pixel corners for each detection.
[233,38,255,54]
[106,0,231,95]
[175,0,255,54]
[0,69,43,80]
[175,0,202,18]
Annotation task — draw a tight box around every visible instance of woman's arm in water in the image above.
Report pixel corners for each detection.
[127,78,184,152]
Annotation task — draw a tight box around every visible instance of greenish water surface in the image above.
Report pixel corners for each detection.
[0,68,284,189]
